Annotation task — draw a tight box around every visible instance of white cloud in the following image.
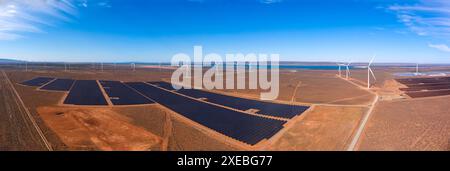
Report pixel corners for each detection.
[428,43,450,52]
[0,32,22,40]
[79,0,88,7]
[388,0,450,38]
[77,0,111,8]
[260,0,282,4]
[187,0,282,5]
[97,1,111,8]
[0,0,77,40]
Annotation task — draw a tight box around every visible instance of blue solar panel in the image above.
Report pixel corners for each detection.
[99,80,154,105]
[64,80,108,105]
[147,81,176,90]
[155,83,309,119]
[40,79,74,91]
[125,82,286,145]
[20,77,54,87]
[400,84,450,91]
[406,89,450,98]
[397,77,450,85]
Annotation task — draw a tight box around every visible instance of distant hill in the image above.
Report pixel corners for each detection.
[0,58,24,64]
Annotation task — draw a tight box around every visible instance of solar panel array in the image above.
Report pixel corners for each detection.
[163,85,308,119]
[20,77,54,86]
[64,80,108,105]
[125,82,286,145]
[397,77,450,98]
[99,80,154,105]
[19,77,313,145]
[40,79,74,91]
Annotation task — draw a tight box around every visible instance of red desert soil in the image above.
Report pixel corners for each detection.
[37,106,162,151]
[358,96,450,151]
[267,105,366,151]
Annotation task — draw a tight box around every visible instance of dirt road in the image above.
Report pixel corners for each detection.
[0,70,51,150]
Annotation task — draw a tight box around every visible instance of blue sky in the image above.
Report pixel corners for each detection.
[0,0,450,63]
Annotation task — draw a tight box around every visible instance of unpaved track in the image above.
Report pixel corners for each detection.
[346,94,378,151]
[0,70,51,150]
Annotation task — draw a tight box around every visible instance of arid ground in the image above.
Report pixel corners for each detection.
[1,64,449,151]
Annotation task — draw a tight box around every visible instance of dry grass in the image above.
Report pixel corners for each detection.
[359,96,450,151]
[268,105,366,151]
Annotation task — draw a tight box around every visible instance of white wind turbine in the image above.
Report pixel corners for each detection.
[415,63,419,75]
[367,56,376,89]
[345,61,352,80]
[336,63,345,77]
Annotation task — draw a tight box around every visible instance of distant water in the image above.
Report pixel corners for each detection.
[142,63,355,70]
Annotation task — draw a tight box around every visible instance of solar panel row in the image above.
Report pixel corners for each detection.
[148,81,176,90]
[397,77,450,85]
[154,83,309,119]
[399,84,450,91]
[403,82,450,88]
[99,80,154,105]
[40,79,74,91]
[64,80,108,105]
[406,89,450,98]
[125,82,286,145]
[20,77,54,87]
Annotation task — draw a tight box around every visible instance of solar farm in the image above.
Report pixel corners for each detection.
[19,77,309,146]
[3,63,450,151]
[396,76,450,98]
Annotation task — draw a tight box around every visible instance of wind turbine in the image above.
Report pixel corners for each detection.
[367,56,376,89]
[415,63,419,75]
[336,63,345,77]
[345,61,352,80]
[131,63,136,71]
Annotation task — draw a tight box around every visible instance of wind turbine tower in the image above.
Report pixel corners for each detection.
[367,56,376,89]
[415,63,419,75]
[345,61,352,80]
[337,63,345,77]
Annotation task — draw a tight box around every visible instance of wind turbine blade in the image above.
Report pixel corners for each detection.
[369,55,375,66]
[369,68,376,80]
